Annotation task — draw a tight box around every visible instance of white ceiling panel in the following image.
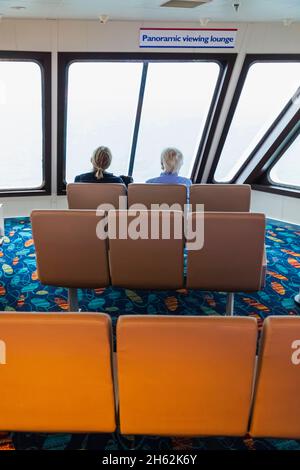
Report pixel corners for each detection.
[0,0,299,22]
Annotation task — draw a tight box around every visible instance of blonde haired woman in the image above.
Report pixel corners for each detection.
[75,146,124,184]
[146,147,192,187]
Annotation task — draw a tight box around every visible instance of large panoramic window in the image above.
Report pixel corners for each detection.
[270,133,300,189]
[66,62,143,183]
[214,61,300,182]
[58,53,235,193]
[0,60,45,191]
[132,62,220,182]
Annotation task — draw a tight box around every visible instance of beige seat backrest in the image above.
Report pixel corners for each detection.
[128,183,187,210]
[0,313,116,433]
[186,212,265,291]
[117,315,257,436]
[250,316,300,439]
[190,184,251,212]
[108,210,184,289]
[67,183,126,209]
[31,210,110,288]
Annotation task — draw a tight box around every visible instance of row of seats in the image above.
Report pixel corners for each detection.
[67,183,252,212]
[0,314,299,439]
[31,210,266,314]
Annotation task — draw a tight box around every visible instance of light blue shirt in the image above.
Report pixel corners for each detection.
[146,172,192,187]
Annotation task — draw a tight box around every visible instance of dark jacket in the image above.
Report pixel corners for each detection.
[74,171,124,184]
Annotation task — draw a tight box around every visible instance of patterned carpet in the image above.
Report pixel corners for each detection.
[0,216,299,451]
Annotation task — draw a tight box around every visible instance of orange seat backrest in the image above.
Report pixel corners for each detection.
[250,316,300,439]
[128,183,187,210]
[117,315,257,436]
[67,183,126,210]
[31,210,110,288]
[190,184,251,212]
[186,212,265,291]
[0,313,116,433]
[108,210,184,289]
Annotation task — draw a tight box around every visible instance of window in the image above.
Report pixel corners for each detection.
[132,62,220,182]
[58,53,235,193]
[213,59,300,183]
[66,62,143,183]
[0,53,51,194]
[270,133,300,189]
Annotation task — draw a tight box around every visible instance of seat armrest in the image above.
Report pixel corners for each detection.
[260,245,267,289]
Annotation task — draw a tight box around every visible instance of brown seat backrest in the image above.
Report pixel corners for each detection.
[128,183,187,210]
[186,212,265,291]
[117,315,257,436]
[108,210,184,289]
[250,316,300,439]
[0,313,116,433]
[190,184,251,212]
[31,210,110,288]
[67,183,126,210]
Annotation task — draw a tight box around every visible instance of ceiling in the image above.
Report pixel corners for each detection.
[0,0,299,23]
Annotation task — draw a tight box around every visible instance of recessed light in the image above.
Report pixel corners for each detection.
[161,0,212,8]
[199,17,211,26]
[99,15,109,24]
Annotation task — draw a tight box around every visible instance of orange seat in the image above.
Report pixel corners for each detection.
[31,210,110,289]
[186,212,265,314]
[108,210,184,289]
[117,315,257,436]
[128,183,187,210]
[190,184,251,212]
[0,313,116,433]
[187,212,265,292]
[250,316,300,439]
[67,183,126,210]
[31,210,110,310]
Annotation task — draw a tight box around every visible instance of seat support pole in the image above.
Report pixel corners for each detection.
[295,288,300,307]
[68,288,79,312]
[226,293,234,316]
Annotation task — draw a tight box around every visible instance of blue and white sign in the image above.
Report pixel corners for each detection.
[140,28,237,49]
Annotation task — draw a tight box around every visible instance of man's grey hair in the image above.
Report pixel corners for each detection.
[161,147,183,174]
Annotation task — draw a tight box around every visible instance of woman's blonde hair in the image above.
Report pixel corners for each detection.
[161,147,183,174]
[91,146,112,179]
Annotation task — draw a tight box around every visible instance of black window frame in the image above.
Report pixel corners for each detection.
[267,125,300,191]
[57,52,236,195]
[208,54,300,198]
[244,91,300,199]
[250,114,300,198]
[0,51,51,197]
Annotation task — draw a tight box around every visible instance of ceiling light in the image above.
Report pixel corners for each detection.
[232,2,241,13]
[99,15,109,24]
[199,17,211,26]
[161,1,212,9]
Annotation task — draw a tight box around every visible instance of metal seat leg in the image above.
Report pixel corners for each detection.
[226,292,234,316]
[68,288,79,312]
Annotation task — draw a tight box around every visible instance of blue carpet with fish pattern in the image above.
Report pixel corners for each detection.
[0,216,299,451]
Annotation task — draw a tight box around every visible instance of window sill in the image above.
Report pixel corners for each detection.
[0,189,51,198]
[251,184,300,199]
